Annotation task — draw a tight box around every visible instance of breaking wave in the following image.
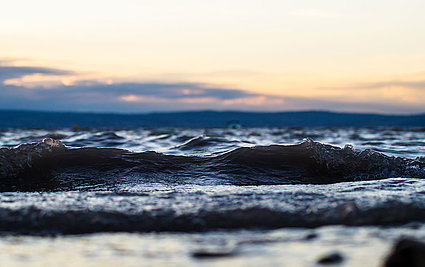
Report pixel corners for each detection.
[0,138,424,191]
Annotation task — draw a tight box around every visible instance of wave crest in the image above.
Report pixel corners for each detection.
[0,139,424,191]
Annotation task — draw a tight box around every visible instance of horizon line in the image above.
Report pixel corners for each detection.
[1,109,424,117]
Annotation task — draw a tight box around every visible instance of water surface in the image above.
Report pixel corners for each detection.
[0,127,424,266]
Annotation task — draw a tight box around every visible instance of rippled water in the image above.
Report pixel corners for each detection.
[0,127,424,266]
[2,127,425,157]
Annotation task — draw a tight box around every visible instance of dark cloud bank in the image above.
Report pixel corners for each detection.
[0,64,424,114]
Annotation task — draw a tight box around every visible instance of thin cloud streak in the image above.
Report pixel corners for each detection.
[321,80,425,91]
[357,80,425,90]
[0,66,70,82]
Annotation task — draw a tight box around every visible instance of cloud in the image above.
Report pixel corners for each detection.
[321,80,425,92]
[0,64,424,114]
[61,81,257,100]
[0,66,70,83]
[0,64,281,112]
[356,80,425,90]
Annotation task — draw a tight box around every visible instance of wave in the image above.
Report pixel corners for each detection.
[0,138,424,191]
[172,135,232,150]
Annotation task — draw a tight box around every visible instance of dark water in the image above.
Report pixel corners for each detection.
[0,127,424,266]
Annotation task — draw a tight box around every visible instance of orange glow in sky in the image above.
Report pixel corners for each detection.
[1,0,425,113]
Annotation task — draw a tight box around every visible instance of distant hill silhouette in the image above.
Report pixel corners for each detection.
[0,110,424,128]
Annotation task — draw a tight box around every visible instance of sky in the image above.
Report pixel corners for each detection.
[1,0,425,114]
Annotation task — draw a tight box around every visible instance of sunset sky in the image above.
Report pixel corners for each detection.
[1,0,425,113]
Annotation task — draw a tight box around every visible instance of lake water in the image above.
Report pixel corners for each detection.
[0,127,424,266]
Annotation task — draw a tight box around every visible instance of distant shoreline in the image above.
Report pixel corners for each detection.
[0,110,424,128]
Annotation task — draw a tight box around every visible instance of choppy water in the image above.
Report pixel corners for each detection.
[0,127,424,266]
